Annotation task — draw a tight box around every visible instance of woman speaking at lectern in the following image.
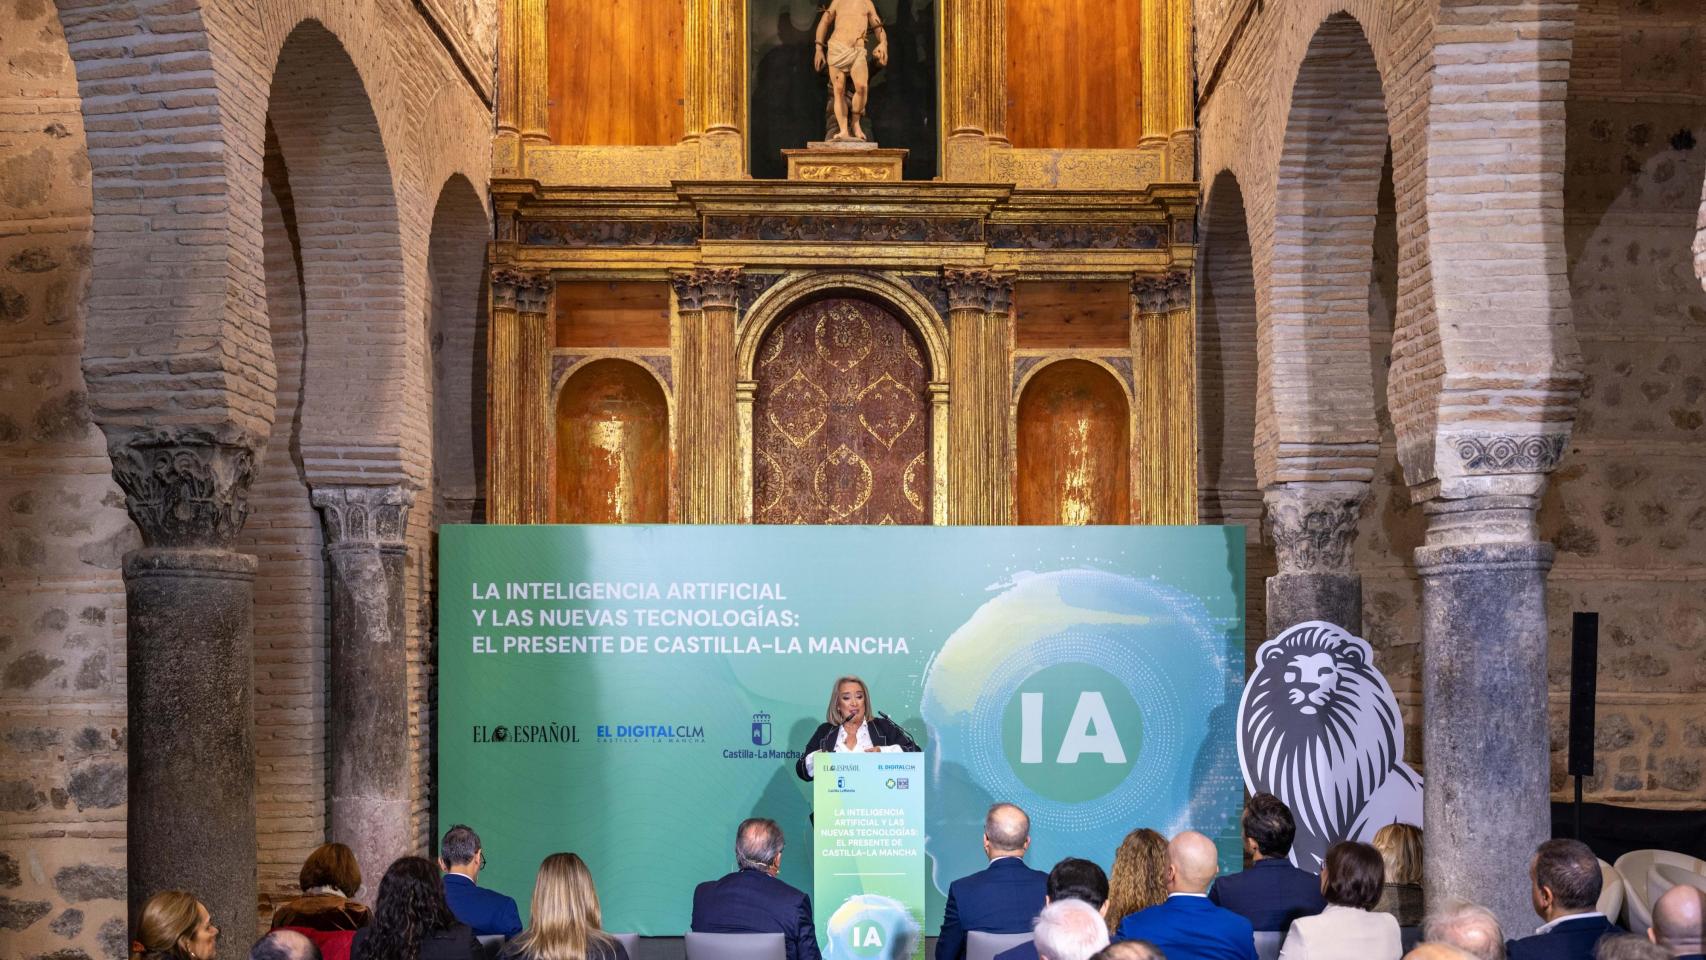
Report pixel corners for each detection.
[795,675,921,781]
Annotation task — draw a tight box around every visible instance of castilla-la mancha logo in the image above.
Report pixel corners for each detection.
[751,711,772,746]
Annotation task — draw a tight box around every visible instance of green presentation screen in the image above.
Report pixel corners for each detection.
[437,524,1246,936]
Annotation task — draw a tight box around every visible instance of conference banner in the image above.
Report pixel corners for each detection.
[814,752,927,959]
[437,524,1246,942]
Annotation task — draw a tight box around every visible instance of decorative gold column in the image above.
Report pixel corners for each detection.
[673,268,743,522]
[519,0,551,145]
[1141,0,1196,179]
[945,268,1012,524]
[494,0,523,174]
[1132,270,1196,524]
[943,0,1006,179]
[689,0,745,176]
[488,269,554,523]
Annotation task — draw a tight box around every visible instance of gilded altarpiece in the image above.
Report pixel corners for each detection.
[488,0,1200,528]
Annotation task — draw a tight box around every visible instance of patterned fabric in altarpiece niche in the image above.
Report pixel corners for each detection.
[752,298,931,525]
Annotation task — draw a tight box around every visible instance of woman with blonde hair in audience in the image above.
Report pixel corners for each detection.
[500,852,628,960]
[131,890,220,960]
[1371,822,1424,927]
[273,842,371,931]
[1104,827,1169,936]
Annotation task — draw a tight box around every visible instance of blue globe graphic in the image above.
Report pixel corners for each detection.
[824,893,921,960]
[920,568,1242,892]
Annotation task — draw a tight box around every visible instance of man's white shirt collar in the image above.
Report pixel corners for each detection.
[1537,911,1605,935]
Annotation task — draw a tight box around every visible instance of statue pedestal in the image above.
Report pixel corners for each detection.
[784,143,908,181]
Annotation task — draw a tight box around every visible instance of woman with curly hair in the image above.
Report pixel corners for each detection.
[351,857,479,960]
[1104,827,1169,935]
[501,853,627,960]
[131,890,219,960]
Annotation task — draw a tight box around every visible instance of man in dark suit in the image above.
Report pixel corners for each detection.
[937,803,1049,960]
[1114,831,1256,960]
[1648,884,1704,959]
[995,858,1110,960]
[438,824,522,938]
[691,818,823,960]
[1207,793,1325,932]
[1507,838,1623,960]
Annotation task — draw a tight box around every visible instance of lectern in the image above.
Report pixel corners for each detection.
[812,752,927,959]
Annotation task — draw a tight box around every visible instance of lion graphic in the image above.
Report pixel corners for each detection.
[1236,621,1423,869]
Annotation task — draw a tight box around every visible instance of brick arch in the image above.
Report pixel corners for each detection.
[1200,170,1260,529]
[266,20,412,485]
[1391,0,1580,495]
[426,173,491,523]
[1262,10,1387,487]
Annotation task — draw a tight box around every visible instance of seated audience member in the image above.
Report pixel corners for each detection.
[1114,831,1257,960]
[351,857,479,960]
[1208,794,1326,932]
[1372,824,1424,928]
[1277,841,1401,960]
[132,891,221,960]
[996,858,1111,960]
[690,818,822,960]
[1035,900,1112,960]
[937,803,1049,960]
[1422,900,1506,960]
[1595,934,1670,960]
[273,843,371,931]
[1649,885,1706,959]
[1404,946,1477,960]
[1107,829,1170,937]
[438,824,523,939]
[252,930,323,960]
[500,853,626,960]
[1506,839,1622,960]
[1095,944,1167,960]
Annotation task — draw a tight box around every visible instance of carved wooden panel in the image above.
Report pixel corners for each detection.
[1006,0,1142,149]
[1014,280,1133,348]
[554,359,670,523]
[1017,359,1131,524]
[547,0,685,146]
[555,281,672,348]
[752,298,931,524]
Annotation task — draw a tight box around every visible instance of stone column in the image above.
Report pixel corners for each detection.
[1132,271,1194,523]
[1262,480,1367,634]
[673,268,743,522]
[108,428,259,944]
[312,485,415,900]
[1417,493,1553,935]
[518,0,551,145]
[487,269,553,523]
[945,268,1012,524]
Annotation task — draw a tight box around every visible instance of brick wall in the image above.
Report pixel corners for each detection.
[0,3,131,959]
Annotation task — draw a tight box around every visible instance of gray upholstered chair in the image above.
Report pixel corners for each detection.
[1254,930,1284,960]
[684,931,786,960]
[608,932,640,958]
[967,931,1034,960]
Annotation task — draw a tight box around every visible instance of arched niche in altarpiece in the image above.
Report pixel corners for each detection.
[554,358,671,523]
[1016,358,1132,525]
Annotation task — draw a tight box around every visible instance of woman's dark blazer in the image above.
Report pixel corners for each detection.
[794,714,922,781]
[350,922,480,960]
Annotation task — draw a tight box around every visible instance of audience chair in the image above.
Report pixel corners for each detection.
[683,931,785,960]
[1616,850,1706,933]
[1597,859,1626,927]
[968,931,1035,960]
[1254,931,1284,960]
[475,934,506,960]
[609,932,640,958]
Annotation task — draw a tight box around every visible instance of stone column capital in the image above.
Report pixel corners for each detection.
[311,484,416,550]
[491,268,552,313]
[672,267,744,311]
[1263,480,1368,575]
[1132,270,1191,314]
[942,268,1013,313]
[106,427,260,550]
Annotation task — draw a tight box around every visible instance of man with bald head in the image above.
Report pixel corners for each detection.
[250,930,321,960]
[1423,899,1506,960]
[1405,946,1479,960]
[1112,831,1256,960]
[1649,885,1706,959]
[937,803,1049,960]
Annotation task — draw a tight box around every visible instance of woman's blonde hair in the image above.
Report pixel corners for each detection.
[132,890,202,960]
[510,853,614,960]
[824,675,874,725]
[1371,822,1423,885]
[1104,828,1169,934]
